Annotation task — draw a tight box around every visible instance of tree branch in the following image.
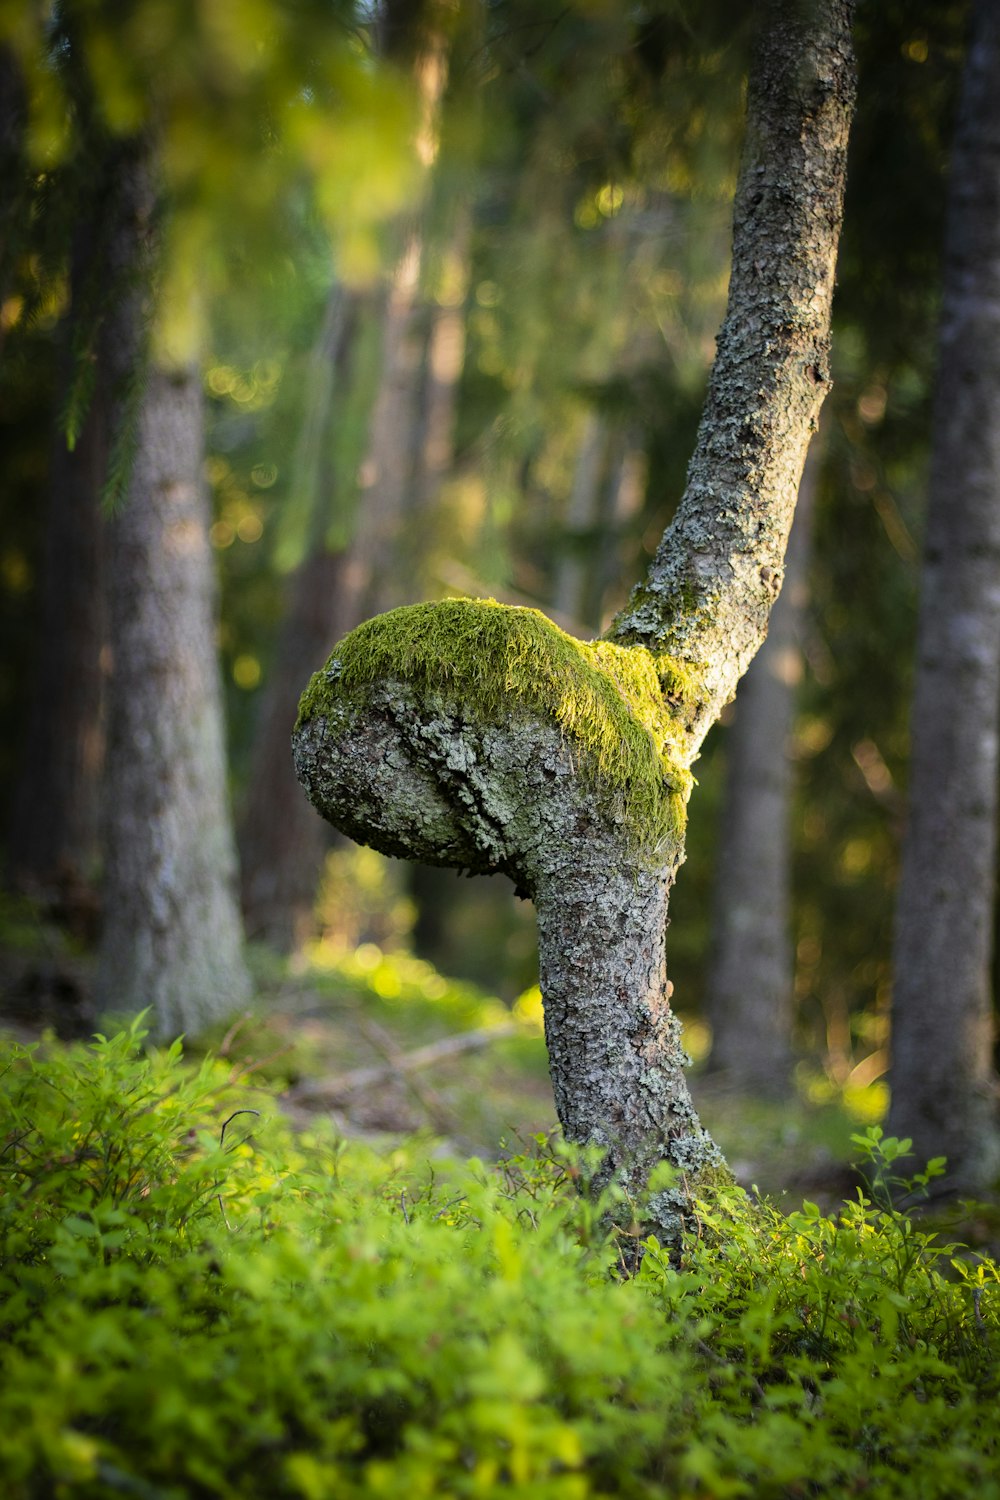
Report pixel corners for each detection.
[610,0,855,755]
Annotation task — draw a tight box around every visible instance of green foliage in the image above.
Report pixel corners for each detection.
[2,1029,998,1498]
[297,597,699,851]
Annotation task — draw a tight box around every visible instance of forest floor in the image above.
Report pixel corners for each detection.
[3,887,998,1253]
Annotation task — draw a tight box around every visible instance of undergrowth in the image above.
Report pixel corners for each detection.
[1,1022,997,1499]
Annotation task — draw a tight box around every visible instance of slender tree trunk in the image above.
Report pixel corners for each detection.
[293,0,855,1243]
[240,13,451,952]
[595,431,647,628]
[239,290,360,949]
[239,553,346,950]
[705,444,818,1092]
[342,229,431,625]
[888,0,1000,1191]
[552,413,609,627]
[414,205,470,517]
[97,148,249,1036]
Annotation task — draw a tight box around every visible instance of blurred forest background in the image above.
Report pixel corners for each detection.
[0,0,991,1185]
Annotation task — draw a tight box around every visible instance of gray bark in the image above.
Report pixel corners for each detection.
[97,149,249,1036]
[705,445,818,1092]
[294,693,721,1237]
[888,0,1000,1192]
[611,0,854,755]
[293,0,855,1243]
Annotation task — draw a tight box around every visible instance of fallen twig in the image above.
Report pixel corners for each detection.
[285,1023,521,1106]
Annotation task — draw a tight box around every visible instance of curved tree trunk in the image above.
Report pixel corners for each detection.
[705,444,818,1092]
[888,0,1000,1192]
[293,0,855,1244]
[97,148,249,1036]
[609,1,854,752]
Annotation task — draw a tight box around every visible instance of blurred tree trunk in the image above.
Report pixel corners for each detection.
[551,412,609,628]
[239,290,360,949]
[342,230,433,624]
[888,0,1000,1191]
[294,0,855,1243]
[0,42,26,350]
[240,9,451,952]
[552,417,648,633]
[7,233,108,891]
[97,146,249,1036]
[704,444,818,1093]
[414,205,469,518]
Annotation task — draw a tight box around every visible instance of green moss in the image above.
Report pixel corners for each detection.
[297,597,703,850]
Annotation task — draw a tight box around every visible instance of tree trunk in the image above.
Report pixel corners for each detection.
[705,444,819,1092]
[240,10,451,952]
[293,0,855,1243]
[0,41,27,351]
[414,205,469,518]
[97,149,249,1036]
[239,290,361,949]
[7,322,107,889]
[609,1,853,748]
[888,0,1000,1192]
[239,553,346,950]
[551,412,609,628]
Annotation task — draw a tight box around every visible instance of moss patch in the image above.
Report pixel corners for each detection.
[297,597,702,851]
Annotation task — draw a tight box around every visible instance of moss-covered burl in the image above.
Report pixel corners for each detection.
[296,598,698,855]
[293,0,855,1245]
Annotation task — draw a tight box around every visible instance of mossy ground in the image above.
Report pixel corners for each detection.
[297,597,702,849]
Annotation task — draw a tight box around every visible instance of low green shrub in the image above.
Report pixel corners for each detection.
[0,1025,997,1498]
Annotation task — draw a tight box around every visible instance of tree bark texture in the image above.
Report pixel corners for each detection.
[293,0,855,1242]
[888,0,1000,1192]
[294,695,720,1235]
[97,148,249,1036]
[705,444,818,1093]
[611,0,854,756]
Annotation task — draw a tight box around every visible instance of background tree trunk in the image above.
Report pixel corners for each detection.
[705,444,818,1092]
[0,42,26,351]
[97,149,249,1036]
[240,7,450,952]
[239,290,360,949]
[888,0,1000,1192]
[6,215,110,891]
